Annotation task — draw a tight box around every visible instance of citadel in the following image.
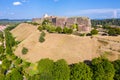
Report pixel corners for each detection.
[32,14,91,32]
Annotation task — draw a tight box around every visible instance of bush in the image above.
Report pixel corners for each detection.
[41,31,46,37]
[56,27,63,33]
[14,58,22,65]
[22,47,28,55]
[91,29,98,35]
[39,31,46,43]
[67,28,73,34]
[39,36,45,43]
[79,33,85,36]
[37,26,43,31]
[108,29,117,36]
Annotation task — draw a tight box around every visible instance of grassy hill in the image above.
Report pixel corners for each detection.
[11,23,120,64]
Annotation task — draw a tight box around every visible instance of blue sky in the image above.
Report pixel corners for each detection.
[0,0,120,19]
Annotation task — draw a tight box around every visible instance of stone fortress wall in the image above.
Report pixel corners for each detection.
[32,14,91,32]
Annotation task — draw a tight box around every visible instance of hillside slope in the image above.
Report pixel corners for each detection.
[14,30,100,64]
[11,23,120,64]
[11,23,38,41]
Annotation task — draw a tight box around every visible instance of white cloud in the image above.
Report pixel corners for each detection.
[13,2,22,6]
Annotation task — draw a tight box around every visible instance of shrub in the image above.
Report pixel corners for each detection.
[67,28,73,34]
[22,47,28,55]
[79,33,85,36]
[14,58,22,65]
[41,31,46,37]
[91,29,98,35]
[39,36,45,43]
[56,27,63,33]
[39,31,46,43]
[37,26,43,31]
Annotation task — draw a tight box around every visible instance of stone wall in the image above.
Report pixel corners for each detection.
[32,16,91,33]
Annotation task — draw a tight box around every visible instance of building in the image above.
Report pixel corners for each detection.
[32,14,91,33]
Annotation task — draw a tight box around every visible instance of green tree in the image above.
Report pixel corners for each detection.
[2,59,11,70]
[63,27,68,34]
[90,29,98,35]
[113,60,120,80]
[56,27,63,33]
[92,57,115,80]
[67,28,73,34]
[0,73,5,80]
[70,62,92,80]
[37,58,54,80]
[5,68,23,80]
[22,47,28,55]
[47,26,56,33]
[53,59,70,80]
[38,25,43,31]
[39,31,46,43]
[108,29,116,36]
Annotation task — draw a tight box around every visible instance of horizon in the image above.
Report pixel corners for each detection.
[0,0,120,19]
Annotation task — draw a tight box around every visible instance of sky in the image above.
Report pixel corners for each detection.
[0,0,120,19]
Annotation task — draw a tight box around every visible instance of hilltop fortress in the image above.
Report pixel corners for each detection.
[32,14,91,32]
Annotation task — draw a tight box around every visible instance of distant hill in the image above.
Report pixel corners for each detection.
[0,19,31,25]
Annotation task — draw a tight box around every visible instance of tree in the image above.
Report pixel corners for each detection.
[70,62,92,80]
[37,58,54,80]
[2,59,11,70]
[71,24,78,31]
[67,28,73,34]
[56,27,63,33]
[52,59,70,80]
[39,36,45,43]
[108,29,116,36]
[38,25,43,31]
[39,31,46,43]
[5,68,23,80]
[42,19,51,30]
[47,26,56,33]
[0,73,5,80]
[113,60,120,80]
[90,29,98,35]
[41,31,46,37]
[92,57,115,80]
[22,47,28,55]
[63,27,68,34]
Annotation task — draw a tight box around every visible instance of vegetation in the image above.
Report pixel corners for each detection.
[37,58,54,80]
[39,31,46,43]
[90,29,98,35]
[53,59,70,80]
[70,62,92,80]
[22,47,28,55]
[92,57,115,80]
[91,19,120,27]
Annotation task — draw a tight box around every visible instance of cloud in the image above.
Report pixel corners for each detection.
[13,2,22,6]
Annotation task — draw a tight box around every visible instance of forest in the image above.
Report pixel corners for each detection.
[91,18,120,27]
